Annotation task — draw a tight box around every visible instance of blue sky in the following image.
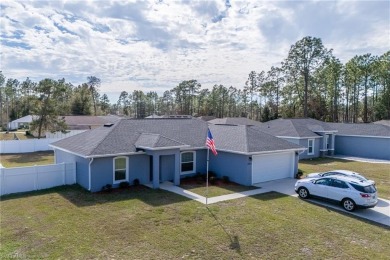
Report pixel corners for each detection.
[1,0,389,103]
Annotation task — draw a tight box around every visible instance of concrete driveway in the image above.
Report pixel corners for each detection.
[254,178,390,227]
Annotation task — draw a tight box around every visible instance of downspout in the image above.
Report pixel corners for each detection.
[88,158,94,191]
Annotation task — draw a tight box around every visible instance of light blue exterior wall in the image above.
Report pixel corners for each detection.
[335,136,390,160]
[54,149,90,190]
[209,151,252,186]
[196,149,207,174]
[281,137,321,159]
[90,154,151,192]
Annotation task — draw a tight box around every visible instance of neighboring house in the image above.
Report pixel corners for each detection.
[7,115,37,130]
[62,115,121,130]
[208,117,263,126]
[50,118,304,192]
[253,118,337,159]
[327,123,390,160]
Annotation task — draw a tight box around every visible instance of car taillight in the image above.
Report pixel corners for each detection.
[360,193,371,198]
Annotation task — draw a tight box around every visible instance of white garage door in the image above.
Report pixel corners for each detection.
[252,152,294,184]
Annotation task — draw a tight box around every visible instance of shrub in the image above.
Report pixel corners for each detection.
[222,176,230,183]
[209,176,217,185]
[101,184,112,192]
[296,169,303,179]
[133,179,140,186]
[119,181,129,188]
[208,171,216,178]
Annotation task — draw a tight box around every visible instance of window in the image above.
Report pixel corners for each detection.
[308,139,314,155]
[315,178,331,186]
[331,179,348,189]
[113,157,128,183]
[181,151,196,174]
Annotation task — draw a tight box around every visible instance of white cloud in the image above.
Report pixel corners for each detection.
[1,0,389,103]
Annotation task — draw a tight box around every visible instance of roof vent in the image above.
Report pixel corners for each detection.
[104,123,114,127]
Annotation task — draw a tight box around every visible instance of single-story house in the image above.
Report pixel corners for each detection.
[7,115,37,130]
[50,118,304,192]
[250,118,337,159]
[62,115,121,130]
[327,123,390,160]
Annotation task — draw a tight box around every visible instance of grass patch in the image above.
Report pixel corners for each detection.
[1,185,389,259]
[299,158,390,200]
[180,180,258,197]
[0,151,54,167]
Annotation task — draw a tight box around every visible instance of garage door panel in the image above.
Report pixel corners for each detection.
[252,152,293,184]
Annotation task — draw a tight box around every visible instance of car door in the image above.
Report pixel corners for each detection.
[310,178,331,198]
[327,179,350,202]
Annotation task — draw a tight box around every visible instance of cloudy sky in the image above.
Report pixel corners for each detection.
[1,0,389,103]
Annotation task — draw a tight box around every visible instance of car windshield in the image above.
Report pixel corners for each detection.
[350,183,377,193]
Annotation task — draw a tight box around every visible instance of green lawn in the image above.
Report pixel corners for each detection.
[1,185,389,259]
[299,158,390,200]
[180,181,258,197]
[0,151,54,168]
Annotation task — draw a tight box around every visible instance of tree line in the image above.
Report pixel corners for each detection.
[0,36,389,133]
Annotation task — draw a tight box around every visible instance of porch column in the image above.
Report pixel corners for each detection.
[152,155,160,189]
[330,134,336,155]
[174,152,180,186]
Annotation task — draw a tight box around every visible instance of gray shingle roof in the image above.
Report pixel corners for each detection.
[327,123,390,137]
[135,133,188,149]
[208,124,303,153]
[373,120,390,127]
[254,118,337,138]
[208,117,263,126]
[51,118,304,157]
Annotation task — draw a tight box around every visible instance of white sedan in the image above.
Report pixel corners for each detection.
[295,176,378,211]
[306,170,375,185]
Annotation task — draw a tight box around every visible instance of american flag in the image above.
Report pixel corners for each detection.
[206,128,218,156]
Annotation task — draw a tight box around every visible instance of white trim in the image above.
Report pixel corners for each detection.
[136,145,190,151]
[276,136,322,139]
[210,148,306,156]
[335,134,390,139]
[86,151,146,158]
[307,139,315,155]
[320,149,328,152]
[180,151,196,174]
[49,145,87,158]
[313,130,338,133]
[113,156,129,184]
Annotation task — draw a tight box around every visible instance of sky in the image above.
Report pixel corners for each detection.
[1,0,389,103]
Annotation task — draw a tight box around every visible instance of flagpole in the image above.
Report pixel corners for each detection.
[206,147,209,205]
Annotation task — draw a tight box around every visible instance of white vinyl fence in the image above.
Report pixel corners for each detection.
[0,138,60,153]
[0,162,76,196]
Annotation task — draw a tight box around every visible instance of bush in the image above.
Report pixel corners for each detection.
[209,176,217,185]
[208,171,216,178]
[296,169,303,179]
[101,184,112,192]
[133,179,140,186]
[222,176,230,183]
[119,181,129,188]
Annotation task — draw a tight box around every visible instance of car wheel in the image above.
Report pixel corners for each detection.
[298,187,309,199]
[342,198,356,212]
